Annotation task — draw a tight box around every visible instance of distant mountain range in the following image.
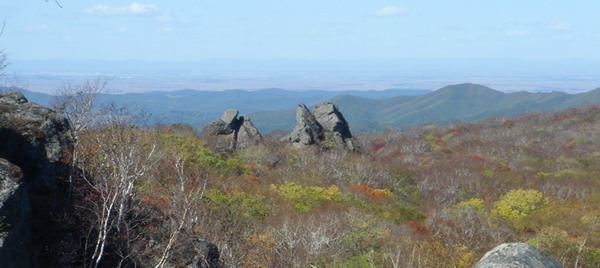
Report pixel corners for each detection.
[250,83,600,133]
[6,83,600,134]
[10,87,427,132]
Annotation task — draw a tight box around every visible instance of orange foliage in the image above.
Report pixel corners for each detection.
[350,184,389,198]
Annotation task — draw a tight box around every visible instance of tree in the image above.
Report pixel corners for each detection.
[68,103,159,268]
[46,0,63,8]
[53,77,108,193]
[0,22,7,80]
[151,156,207,268]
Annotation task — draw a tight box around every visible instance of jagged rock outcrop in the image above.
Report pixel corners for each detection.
[288,103,323,146]
[0,91,73,267]
[204,109,241,136]
[475,243,564,268]
[287,102,355,150]
[203,110,262,151]
[237,115,261,149]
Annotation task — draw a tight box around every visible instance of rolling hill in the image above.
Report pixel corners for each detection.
[6,87,427,133]
[250,83,600,133]
[7,83,600,134]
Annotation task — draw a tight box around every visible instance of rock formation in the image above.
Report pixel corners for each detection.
[288,103,323,146]
[237,115,262,149]
[287,102,355,150]
[0,91,73,267]
[475,243,564,268]
[1,91,222,267]
[203,110,262,151]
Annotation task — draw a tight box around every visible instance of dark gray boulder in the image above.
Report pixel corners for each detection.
[0,159,31,268]
[288,103,323,147]
[313,102,354,150]
[203,110,262,151]
[287,102,355,150]
[475,242,564,268]
[0,91,73,267]
[313,102,351,138]
[203,109,241,136]
[237,115,262,148]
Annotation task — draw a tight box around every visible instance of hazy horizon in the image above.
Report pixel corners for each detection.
[2,1,600,93]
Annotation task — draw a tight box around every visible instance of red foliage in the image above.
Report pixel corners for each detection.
[554,112,570,122]
[501,119,514,127]
[469,155,485,161]
[350,184,388,198]
[495,165,511,172]
[407,220,430,239]
[247,176,261,184]
[369,143,385,151]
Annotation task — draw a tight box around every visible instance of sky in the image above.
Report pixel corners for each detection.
[1,1,600,62]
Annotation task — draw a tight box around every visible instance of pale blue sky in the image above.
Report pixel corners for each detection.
[1,1,599,61]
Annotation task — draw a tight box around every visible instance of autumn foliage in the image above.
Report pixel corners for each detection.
[65,103,600,267]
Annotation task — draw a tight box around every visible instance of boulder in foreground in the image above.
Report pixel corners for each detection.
[475,242,564,268]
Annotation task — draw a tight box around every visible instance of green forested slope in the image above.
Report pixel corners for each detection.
[252,83,600,133]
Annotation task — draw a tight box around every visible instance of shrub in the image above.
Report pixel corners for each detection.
[350,184,394,198]
[204,189,271,220]
[157,133,247,176]
[451,198,485,215]
[492,189,547,229]
[272,182,341,212]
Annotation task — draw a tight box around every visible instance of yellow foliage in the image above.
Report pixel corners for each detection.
[492,189,547,229]
[456,245,476,268]
[242,232,276,268]
[452,198,485,215]
[272,182,341,211]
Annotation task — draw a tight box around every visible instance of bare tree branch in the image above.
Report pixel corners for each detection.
[46,0,63,8]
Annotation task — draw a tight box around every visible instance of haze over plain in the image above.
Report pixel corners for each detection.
[2,1,600,93]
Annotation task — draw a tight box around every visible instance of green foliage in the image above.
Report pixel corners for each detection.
[536,169,588,179]
[321,132,337,149]
[341,213,390,254]
[482,169,495,177]
[157,133,247,176]
[584,247,600,267]
[492,189,547,228]
[425,135,444,151]
[527,226,579,264]
[390,176,422,207]
[451,198,485,215]
[522,157,542,165]
[338,193,426,223]
[386,204,426,223]
[204,189,271,220]
[575,157,592,167]
[331,250,382,268]
[272,182,341,212]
